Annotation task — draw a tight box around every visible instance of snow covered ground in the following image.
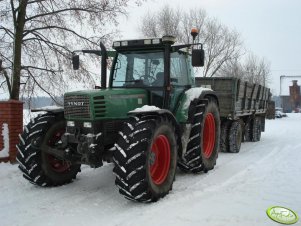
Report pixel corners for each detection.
[1,114,301,226]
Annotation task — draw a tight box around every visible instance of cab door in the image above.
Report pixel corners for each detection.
[169,51,192,112]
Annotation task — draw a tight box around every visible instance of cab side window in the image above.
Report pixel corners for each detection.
[170,52,189,86]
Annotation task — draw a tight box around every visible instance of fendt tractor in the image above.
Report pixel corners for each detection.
[17,29,269,202]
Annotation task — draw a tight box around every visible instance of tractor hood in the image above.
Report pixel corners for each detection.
[64,88,148,121]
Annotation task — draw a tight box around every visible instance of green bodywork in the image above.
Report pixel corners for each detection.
[64,88,148,121]
[64,86,194,123]
[175,92,194,122]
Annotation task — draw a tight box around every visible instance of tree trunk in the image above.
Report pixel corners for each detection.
[11,0,28,100]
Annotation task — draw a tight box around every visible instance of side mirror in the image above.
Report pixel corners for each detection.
[72,55,79,70]
[192,49,205,67]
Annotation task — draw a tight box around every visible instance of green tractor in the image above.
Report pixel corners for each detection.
[17,31,220,202]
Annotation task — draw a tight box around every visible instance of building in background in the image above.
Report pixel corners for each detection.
[281,80,301,112]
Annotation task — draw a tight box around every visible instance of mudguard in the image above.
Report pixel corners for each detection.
[175,88,218,123]
[128,109,178,131]
[128,109,182,157]
[31,106,64,114]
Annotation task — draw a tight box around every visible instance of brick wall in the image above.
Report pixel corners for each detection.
[0,100,23,163]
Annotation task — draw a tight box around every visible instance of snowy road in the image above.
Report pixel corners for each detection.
[1,114,301,226]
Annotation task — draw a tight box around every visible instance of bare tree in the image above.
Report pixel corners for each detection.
[141,5,181,38]
[139,6,243,77]
[243,53,270,86]
[179,8,207,44]
[201,19,243,77]
[216,58,245,80]
[217,52,271,86]
[0,0,144,102]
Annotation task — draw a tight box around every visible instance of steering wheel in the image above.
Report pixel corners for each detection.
[139,75,156,85]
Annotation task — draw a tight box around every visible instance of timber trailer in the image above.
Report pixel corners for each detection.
[17,30,269,202]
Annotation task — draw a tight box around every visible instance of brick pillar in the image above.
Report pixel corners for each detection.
[0,100,23,163]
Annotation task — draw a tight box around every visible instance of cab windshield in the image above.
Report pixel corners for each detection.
[112,51,164,88]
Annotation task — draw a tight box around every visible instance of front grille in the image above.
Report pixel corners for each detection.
[64,95,91,118]
[93,96,106,118]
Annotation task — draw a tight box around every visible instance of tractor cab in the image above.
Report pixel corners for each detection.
[110,36,199,111]
[72,35,205,113]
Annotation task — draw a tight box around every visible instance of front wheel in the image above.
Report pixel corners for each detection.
[113,115,178,202]
[179,99,220,173]
[16,113,81,186]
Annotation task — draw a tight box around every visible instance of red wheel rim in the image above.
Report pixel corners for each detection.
[47,129,70,173]
[149,135,171,185]
[202,113,216,159]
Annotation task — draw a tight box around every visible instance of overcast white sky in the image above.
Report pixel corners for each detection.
[118,0,301,95]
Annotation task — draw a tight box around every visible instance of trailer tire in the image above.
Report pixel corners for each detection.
[179,99,220,173]
[113,115,178,202]
[252,117,261,142]
[229,120,243,153]
[244,120,252,142]
[220,120,231,152]
[16,113,81,186]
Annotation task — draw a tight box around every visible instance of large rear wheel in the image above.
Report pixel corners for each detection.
[179,99,220,173]
[113,115,178,202]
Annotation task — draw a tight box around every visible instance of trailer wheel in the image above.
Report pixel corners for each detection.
[229,120,243,153]
[220,120,231,152]
[252,117,261,142]
[244,120,252,142]
[16,113,81,186]
[179,99,220,173]
[113,115,178,202]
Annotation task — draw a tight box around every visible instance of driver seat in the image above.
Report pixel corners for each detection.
[152,72,164,86]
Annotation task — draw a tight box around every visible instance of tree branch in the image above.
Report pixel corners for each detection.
[10,0,17,27]
[23,34,72,54]
[28,0,47,5]
[21,65,62,73]
[25,7,110,22]
[25,68,62,105]
[0,26,15,39]
[23,25,98,45]
[0,60,12,97]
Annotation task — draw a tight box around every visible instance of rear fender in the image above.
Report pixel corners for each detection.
[31,107,64,114]
[175,88,218,123]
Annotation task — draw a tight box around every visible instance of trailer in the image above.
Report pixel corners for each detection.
[196,77,270,153]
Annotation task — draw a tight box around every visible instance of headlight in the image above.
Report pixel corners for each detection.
[144,39,152,45]
[121,41,128,46]
[67,121,75,127]
[113,41,120,47]
[83,122,92,128]
[152,38,161,44]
